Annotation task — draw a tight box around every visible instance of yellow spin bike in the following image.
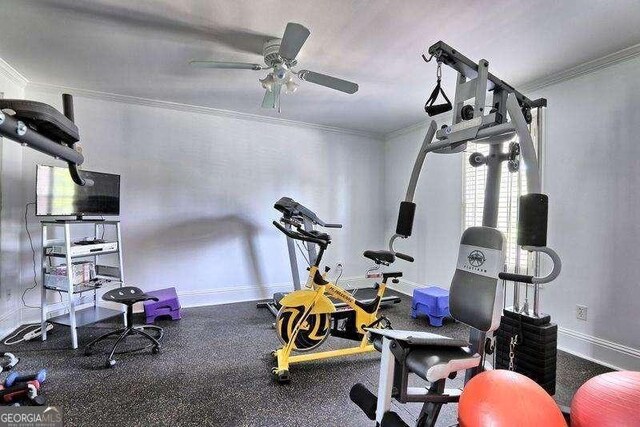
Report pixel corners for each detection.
[271,220,411,383]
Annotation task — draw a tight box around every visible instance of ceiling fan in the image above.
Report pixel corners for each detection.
[190,22,359,112]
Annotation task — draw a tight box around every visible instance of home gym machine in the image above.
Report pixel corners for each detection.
[258,197,400,316]
[350,41,561,427]
[0,94,91,186]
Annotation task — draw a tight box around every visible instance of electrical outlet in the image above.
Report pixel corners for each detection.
[576,305,588,321]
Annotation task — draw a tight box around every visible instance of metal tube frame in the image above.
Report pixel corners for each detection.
[0,111,84,165]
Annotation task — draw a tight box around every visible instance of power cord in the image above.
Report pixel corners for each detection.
[2,323,53,346]
[334,263,343,286]
[24,202,62,307]
[22,203,39,309]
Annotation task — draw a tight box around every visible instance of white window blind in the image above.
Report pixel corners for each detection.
[463,110,539,271]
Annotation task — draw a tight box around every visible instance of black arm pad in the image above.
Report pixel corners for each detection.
[396,202,416,237]
[498,272,534,284]
[518,193,548,247]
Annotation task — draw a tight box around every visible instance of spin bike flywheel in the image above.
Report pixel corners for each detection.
[276,305,331,352]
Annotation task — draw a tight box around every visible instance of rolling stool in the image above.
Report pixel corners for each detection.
[84,287,164,368]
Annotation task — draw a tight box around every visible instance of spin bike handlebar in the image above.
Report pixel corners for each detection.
[272,221,328,247]
[395,252,415,263]
[323,223,342,228]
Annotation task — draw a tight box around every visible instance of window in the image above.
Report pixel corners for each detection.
[462,110,541,271]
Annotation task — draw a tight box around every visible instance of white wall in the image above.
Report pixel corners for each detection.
[529,56,640,369]
[383,123,463,290]
[0,70,26,338]
[17,88,386,317]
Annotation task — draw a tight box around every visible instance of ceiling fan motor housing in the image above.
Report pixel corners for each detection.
[263,38,296,68]
[263,39,282,66]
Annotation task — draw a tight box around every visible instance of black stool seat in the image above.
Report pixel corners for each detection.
[103,287,159,305]
[85,286,164,368]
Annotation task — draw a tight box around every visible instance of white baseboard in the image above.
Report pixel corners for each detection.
[176,276,369,309]
[558,327,640,371]
[176,282,291,309]
[387,278,425,296]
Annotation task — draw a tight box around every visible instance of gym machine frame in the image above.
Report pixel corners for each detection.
[352,41,561,427]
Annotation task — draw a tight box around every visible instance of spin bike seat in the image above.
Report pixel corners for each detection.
[363,250,395,265]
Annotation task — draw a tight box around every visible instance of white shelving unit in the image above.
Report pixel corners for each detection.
[40,219,126,349]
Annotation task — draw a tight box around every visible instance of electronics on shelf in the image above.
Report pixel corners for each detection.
[45,261,95,288]
[35,164,120,219]
[49,241,118,257]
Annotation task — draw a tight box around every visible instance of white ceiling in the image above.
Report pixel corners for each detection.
[2,0,640,135]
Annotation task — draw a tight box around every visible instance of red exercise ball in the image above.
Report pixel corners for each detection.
[458,370,567,427]
[571,371,640,427]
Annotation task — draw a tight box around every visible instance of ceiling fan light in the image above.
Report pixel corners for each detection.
[285,80,299,94]
[260,74,275,92]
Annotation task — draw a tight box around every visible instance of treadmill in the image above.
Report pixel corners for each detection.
[257,196,401,316]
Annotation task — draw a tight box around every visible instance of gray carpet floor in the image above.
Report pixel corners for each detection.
[0,291,611,426]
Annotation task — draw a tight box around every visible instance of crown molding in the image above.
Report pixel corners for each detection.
[385,110,453,141]
[0,58,29,89]
[519,42,640,93]
[385,120,430,141]
[26,82,382,140]
[385,42,640,141]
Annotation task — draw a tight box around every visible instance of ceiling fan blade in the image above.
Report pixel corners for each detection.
[261,84,282,110]
[190,61,262,70]
[298,70,359,94]
[279,22,310,61]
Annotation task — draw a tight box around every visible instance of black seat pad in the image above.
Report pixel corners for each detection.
[0,99,79,143]
[102,286,159,305]
[363,250,395,264]
[372,335,477,381]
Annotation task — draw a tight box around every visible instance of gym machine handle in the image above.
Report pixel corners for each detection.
[395,252,414,263]
[499,246,561,285]
[272,221,327,247]
[323,223,343,229]
[499,272,533,284]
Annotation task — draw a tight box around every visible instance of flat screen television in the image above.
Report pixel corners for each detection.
[36,165,120,217]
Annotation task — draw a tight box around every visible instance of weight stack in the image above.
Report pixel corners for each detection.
[495,310,558,395]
